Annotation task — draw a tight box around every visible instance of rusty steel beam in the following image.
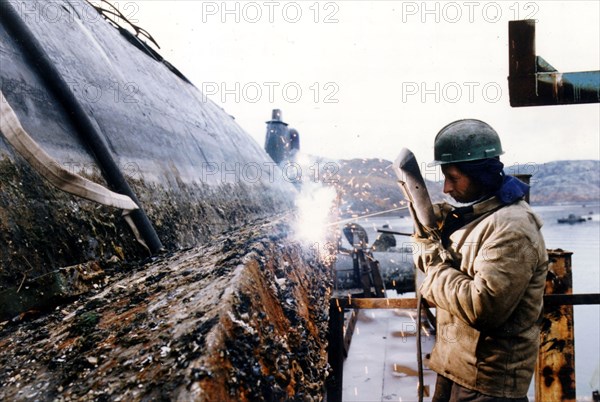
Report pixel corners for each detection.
[536,249,576,402]
[509,20,600,107]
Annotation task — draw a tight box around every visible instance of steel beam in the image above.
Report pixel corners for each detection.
[509,20,600,107]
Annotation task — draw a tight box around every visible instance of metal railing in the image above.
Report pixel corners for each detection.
[327,249,600,402]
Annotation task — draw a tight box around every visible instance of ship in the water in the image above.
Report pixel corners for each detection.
[557,213,587,224]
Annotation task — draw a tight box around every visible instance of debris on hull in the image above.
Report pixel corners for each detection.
[0,216,332,401]
[0,0,296,289]
[0,1,328,399]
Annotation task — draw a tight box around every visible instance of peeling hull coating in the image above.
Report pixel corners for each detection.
[0,156,292,291]
[0,0,328,399]
[0,216,333,401]
[0,0,297,289]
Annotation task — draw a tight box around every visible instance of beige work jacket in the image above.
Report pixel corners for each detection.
[420,197,548,398]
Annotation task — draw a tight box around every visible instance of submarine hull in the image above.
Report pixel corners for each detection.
[0,0,296,289]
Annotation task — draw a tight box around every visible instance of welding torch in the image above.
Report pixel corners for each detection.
[392,147,439,402]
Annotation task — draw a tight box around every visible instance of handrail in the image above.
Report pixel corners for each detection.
[331,293,600,310]
[327,292,600,402]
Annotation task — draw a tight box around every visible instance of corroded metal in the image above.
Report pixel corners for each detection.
[536,249,576,402]
[334,297,419,309]
[0,0,296,290]
[509,20,600,107]
[0,216,331,400]
[0,0,163,253]
[0,261,105,321]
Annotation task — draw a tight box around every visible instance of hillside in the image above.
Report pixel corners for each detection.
[516,160,600,205]
[319,157,441,218]
[326,158,599,216]
[329,158,404,217]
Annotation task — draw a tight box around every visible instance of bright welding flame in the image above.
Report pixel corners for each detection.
[293,180,337,246]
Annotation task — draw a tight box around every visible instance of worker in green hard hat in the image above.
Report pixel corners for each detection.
[414,119,549,402]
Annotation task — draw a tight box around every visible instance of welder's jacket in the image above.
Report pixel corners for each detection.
[420,196,548,398]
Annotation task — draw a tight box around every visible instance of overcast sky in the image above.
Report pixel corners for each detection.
[124,0,599,168]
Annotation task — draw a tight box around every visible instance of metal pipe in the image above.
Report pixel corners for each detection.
[0,1,163,254]
[508,19,537,107]
[416,292,425,402]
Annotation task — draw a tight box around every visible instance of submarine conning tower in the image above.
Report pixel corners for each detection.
[264,109,300,165]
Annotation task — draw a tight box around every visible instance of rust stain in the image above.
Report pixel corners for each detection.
[537,250,576,402]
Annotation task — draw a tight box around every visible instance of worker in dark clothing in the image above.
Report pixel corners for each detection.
[372,224,396,251]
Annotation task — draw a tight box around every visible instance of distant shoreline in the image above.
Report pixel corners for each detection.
[331,158,599,214]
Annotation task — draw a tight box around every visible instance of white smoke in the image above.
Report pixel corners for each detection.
[290,153,338,256]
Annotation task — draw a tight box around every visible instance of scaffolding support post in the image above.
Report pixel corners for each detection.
[327,299,344,402]
[536,249,576,401]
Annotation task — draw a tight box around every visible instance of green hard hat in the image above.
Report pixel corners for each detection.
[431,119,504,166]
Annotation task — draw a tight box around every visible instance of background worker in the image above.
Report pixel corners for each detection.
[372,224,397,251]
[414,119,549,402]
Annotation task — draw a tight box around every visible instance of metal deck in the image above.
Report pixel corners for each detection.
[342,302,436,402]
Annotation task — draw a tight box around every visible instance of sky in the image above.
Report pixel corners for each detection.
[119,0,599,168]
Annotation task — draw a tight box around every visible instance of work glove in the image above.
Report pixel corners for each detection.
[433,202,454,223]
[412,235,452,273]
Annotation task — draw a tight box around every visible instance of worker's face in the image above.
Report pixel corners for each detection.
[441,164,483,203]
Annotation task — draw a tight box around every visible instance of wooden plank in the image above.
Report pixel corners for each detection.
[330,294,599,311]
[334,297,419,310]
